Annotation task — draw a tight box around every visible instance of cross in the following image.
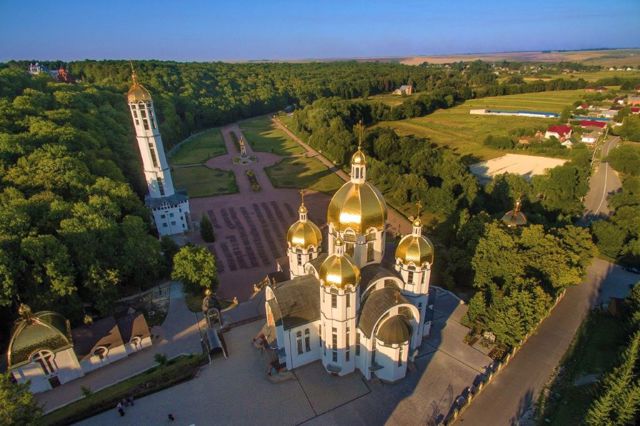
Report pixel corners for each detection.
[355,120,364,150]
[299,189,305,205]
[415,201,422,216]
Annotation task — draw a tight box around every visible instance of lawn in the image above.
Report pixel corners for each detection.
[378,89,587,160]
[169,128,226,166]
[239,115,305,155]
[172,166,237,198]
[539,312,628,425]
[265,155,344,194]
[366,92,412,107]
[41,354,206,426]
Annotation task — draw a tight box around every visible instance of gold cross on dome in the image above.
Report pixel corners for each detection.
[299,189,305,205]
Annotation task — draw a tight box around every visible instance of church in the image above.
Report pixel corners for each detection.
[127,70,191,236]
[264,142,434,383]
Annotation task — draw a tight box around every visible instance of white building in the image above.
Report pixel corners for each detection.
[7,307,152,393]
[581,131,600,144]
[265,146,434,383]
[393,85,413,95]
[127,70,190,236]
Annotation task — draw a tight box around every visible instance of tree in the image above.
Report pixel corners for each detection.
[171,245,217,293]
[0,373,42,425]
[200,214,215,242]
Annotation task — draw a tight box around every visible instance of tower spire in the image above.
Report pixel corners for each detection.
[298,189,308,221]
[130,61,138,85]
[412,201,423,236]
[350,121,367,184]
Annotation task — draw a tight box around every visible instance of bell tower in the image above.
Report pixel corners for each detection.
[127,64,190,236]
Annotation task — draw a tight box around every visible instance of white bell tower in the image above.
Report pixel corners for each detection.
[127,66,190,236]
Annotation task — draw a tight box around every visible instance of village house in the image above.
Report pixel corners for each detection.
[7,306,152,393]
[627,95,640,106]
[631,107,640,115]
[581,131,600,144]
[393,85,413,95]
[585,86,608,93]
[545,124,572,141]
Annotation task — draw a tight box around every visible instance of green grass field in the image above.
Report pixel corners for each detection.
[239,115,305,155]
[366,92,412,107]
[523,70,640,82]
[265,155,344,194]
[378,89,587,160]
[169,128,226,165]
[173,166,237,197]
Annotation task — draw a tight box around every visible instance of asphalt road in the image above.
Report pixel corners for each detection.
[582,136,622,219]
[456,259,637,426]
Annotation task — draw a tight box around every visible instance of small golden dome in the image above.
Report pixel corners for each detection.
[327,181,387,233]
[128,82,152,103]
[287,220,322,249]
[351,149,367,165]
[298,204,308,214]
[319,252,360,288]
[395,233,434,266]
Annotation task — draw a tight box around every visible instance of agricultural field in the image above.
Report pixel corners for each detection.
[239,115,305,155]
[523,69,640,82]
[172,165,237,197]
[265,155,344,194]
[378,89,586,160]
[169,128,226,166]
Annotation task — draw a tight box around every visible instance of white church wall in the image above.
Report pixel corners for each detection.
[374,339,409,383]
[287,321,321,369]
[80,344,127,374]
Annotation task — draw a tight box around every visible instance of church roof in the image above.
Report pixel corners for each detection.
[71,316,125,360]
[8,311,72,367]
[376,316,411,345]
[327,181,387,233]
[358,287,409,338]
[268,275,321,330]
[359,263,402,291]
[116,312,151,343]
[307,253,328,273]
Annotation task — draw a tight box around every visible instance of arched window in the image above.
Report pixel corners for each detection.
[31,350,56,375]
[131,336,142,349]
[93,346,108,361]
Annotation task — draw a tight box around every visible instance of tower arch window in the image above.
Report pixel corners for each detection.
[331,292,337,309]
[297,251,302,266]
[332,327,338,362]
[356,333,361,356]
[32,350,57,375]
[148,143,159,167]
[157,177,165,196]
[398,346,403,367]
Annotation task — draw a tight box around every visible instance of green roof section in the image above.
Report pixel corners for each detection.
[8,310,72,367]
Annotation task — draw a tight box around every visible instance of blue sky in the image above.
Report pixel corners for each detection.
[1,0,639,61]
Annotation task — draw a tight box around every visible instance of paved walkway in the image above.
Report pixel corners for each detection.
[456,259,638,425]
[79,287,491,426]
[37,282,203,413]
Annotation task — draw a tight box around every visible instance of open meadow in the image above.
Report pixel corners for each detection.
[169,128,226,165]
[239,115,305,155]
[265,155,344,194]
[377,89,586,160]
[172,165,237,197]
[365,92,410,107]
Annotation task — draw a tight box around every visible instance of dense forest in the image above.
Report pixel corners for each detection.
[0,68,164,323]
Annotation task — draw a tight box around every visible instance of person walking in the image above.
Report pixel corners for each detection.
[116,401,125,417]
[168,413,175,421]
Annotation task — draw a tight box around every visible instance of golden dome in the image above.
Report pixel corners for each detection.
[351,149,367,165]
[395,233,434,266]
[319,251,360,288]
[327,181,387,233]
[287,219,322,249]
[128,82,152,103]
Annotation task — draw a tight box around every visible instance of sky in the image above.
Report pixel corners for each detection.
[1,0,639,61]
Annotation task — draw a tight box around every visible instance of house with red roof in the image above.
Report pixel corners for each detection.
[631,107,640,115]
[579,120,607,129]
[545,124,572,142]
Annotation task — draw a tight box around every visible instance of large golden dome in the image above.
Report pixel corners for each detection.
[287,218,322,249]
[319,241,360,288]
[395,222,434,266]
[327,182,387,233]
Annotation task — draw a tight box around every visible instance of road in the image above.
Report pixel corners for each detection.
[582,136,622,219]
[456,259,638,425]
